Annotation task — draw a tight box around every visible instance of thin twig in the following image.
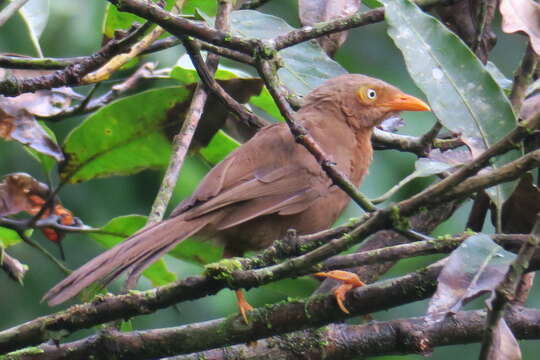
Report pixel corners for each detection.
[17,231,71,275]
[510,41,538,115]
[83,1,184,84]
[47,62,155,121]
[0,22,152,96]
[182,38,268,128]
[146,0,233,227]
[0,0,29,27]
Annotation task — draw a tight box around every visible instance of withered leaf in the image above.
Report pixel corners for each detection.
[436,0,497,64]
[0,102,64,161]
[378,114,405,132]
[0,172,81,245]
[299,0,361,57]
[497,173,540,233]
[0,173,49,216]
[427,147,472,170]
[0,65,81,161]
[486,319,522,360]
[0,249,28,285]
[500,0,540,55]
[426,234,516,323]
[520,93,540,121]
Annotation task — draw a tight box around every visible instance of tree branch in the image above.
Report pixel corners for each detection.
[9,262,540,360]
[169,308,540,360]
[0,23,152,96]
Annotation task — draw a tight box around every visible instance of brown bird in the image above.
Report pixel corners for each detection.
[43,74,430,320]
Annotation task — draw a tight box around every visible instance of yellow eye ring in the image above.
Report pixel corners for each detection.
[357,87,377,102]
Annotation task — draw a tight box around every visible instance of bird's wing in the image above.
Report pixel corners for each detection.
[171,124,331,221]
[172,123,332,223]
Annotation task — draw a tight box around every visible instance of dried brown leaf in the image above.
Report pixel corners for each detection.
[0,101,64,161]
[0,172,80,245]
[299,0,361,57]
[436,0,497,63]
[520,93,540,121]
[497,173,540,233]
[378,114,405,132]
[487,319,522,360]
[0,63,82,161]
[0,173,49,216]
[500,0,540,55]
[427,234,516,323]
[428,147,472,169]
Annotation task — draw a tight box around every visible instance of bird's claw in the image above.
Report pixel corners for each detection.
[314,270,365,314]
[236,289,254,324]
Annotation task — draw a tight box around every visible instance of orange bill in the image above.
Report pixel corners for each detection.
[384,93,431,112]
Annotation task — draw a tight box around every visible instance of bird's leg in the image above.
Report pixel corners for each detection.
[314,270,365,314]
[223,247,254,324]
[235,289,254,324]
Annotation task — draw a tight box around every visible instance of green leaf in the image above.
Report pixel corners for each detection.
[171,55,283,120]
[199,130,240,165]
[61,86,195,183]
[89,215,176,286]
[102,0,174,39]
[171,54,252,83]
[250,87,284,121]
[24,121,58,175]
[169,237,223,265]
[364,0,383,8]
[0,227,25,248]
[381,0,520,209]
[229,10,348,96]
[18,0,49,57]
[485,62,512,94]
[183,0,217,16]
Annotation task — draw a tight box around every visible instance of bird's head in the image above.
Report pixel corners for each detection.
[303,74,430,129]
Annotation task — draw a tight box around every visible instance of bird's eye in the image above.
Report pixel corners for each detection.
[366,88,377,100]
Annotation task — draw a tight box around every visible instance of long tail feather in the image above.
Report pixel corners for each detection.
[42,215,211,306]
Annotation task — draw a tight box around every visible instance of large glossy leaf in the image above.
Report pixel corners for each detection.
[229,10,348,96]
[89,215,176,286]
[426,234,516,323]
[19,0,49,57]
[381,0,520,209]
[61,87,193,183]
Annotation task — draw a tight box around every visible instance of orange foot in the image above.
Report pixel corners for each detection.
[315,270,365,314]
[235,289,254,324]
